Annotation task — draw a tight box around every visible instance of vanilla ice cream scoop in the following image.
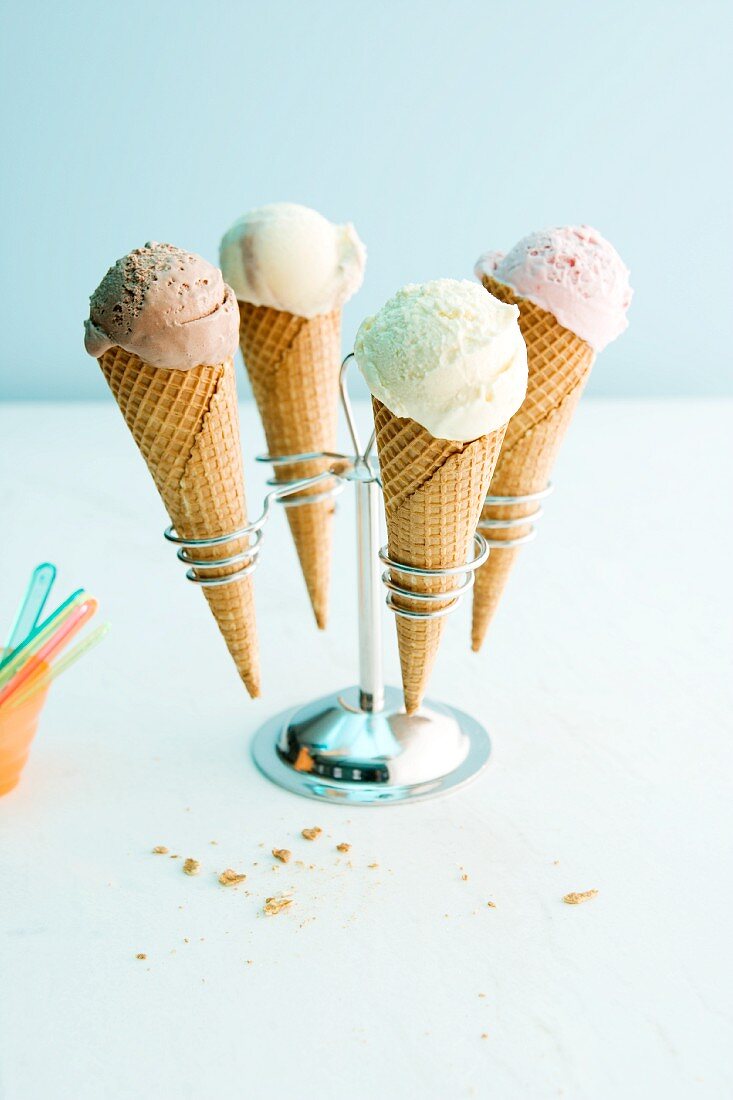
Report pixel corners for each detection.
[354,279,527,442]
[84,242,239,369]
[475,226,632,352]
[220,202,366,318]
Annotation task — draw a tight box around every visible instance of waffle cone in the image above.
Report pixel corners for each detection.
[237,303,341,629]
[373,399,505,714]
[471,276,596,652]
[98,347,260,697]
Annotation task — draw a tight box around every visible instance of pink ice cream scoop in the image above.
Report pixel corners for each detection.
[474,226,632,352]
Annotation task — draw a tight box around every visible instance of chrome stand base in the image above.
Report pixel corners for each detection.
[251,686,491,805]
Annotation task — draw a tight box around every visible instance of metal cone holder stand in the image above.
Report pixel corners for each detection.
[164,355,547,805]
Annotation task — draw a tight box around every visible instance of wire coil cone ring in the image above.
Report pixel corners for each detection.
[478,482,553,549]
[379,534,488,621]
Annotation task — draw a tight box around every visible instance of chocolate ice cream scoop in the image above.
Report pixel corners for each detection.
[84,242,239,369]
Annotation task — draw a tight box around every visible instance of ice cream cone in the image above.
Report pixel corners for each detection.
[471,276,595,652]
[237,302,341,629]
[373,398,505,713]
[99,347,260,697]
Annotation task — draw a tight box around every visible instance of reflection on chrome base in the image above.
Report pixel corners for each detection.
[251,686,491,805]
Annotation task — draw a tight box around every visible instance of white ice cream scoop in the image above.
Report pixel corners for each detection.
[220,202,366,318]
[354,279,528,442]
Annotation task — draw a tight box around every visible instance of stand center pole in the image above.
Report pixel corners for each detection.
[355,472,384,713]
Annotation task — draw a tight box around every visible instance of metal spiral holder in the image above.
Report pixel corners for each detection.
[165,356,505,805]
[478,483,554,547]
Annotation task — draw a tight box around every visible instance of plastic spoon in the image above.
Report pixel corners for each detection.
[0,589,86,685]
[0,597,98,707]
[5,563,57,651]
[6,622,110,711]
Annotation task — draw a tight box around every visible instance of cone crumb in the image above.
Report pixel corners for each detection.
[461,873,469,881]
[487,901,497,909]
[136,953,147,960]
[183,858,200,876]
[264,896,293,916]
[152,846,169,854]
[301,827,322,841]
[563,889,598,905]
[218,868,246,886]
[336,843,351,853]
[272,848,291,863]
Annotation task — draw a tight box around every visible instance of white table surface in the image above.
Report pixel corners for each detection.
[0,398,731,1100]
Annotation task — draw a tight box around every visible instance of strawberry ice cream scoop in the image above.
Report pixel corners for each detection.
[474,226,632,352]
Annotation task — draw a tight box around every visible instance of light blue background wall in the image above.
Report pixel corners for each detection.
[1,0,731,400]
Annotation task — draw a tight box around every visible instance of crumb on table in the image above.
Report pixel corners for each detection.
[487,901,496,908]
[336,843,351,853]
[183,858,200,876]
[218,868,246,886]
[272,848,291,863]
[264,896,293,916]
[151,845,169,855]
[301,827,322,841]
[136,953,147,960]
[563,889,598,905]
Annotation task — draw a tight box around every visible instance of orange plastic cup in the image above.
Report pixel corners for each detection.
[0,676,49,796]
